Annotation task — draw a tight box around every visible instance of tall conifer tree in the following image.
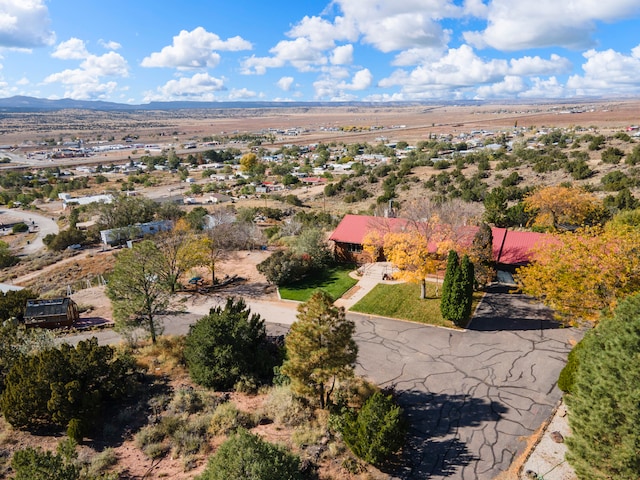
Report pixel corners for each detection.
[566,293,640,479]
[282,291,358,409]
[440,250,460,321]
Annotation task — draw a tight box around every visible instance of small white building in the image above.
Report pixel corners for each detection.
[100,220,173,246]
[58,193,114,210]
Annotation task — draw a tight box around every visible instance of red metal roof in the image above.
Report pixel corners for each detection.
[492,227,547,265]
[329,214,550,266]
[328,214,410,244]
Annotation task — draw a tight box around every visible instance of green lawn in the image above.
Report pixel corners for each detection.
[350,282,484,328]
[278,264,358,302]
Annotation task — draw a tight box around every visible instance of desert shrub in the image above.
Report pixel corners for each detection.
[66,418,84,443]
[197,428,303,480]
[135,424,166,451]
[0,338,135,435]
[143,442,170,460]
[257,250,312,286]
[184,298,279,390]
[340,391,407,466]
[172,429,206,457]
[601,146,625,164]
[0,240,19,268]
[86,448,118,477]
[291,422,326,448]
[43,228,86,251]
[11,446,79,480]
[260,385,313,426]
[168,388,204,414]
[208,402,255,436]
[626,145,640,165]
[11,222,29,233]
[234,375,259,394]
[588,134,605,151]
[601,170,633,191]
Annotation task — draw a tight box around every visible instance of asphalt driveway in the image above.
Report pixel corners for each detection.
[61,286,578,479]
[351,285,580,479]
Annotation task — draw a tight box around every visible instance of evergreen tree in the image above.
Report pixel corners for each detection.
[282,290,358,409]
[469,223,495,287]
[184,298,277,390]
[440,250,460,321]
[459,254,475,323]
[11,446,79,480]
[341,391,407,465]
[198,428,302,480]
[566,293,640,479]
[1,338,133,434]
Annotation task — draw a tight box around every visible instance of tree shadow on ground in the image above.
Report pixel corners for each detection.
[87,371,172,451]
[468,285,565,332]
[385,389,508,478]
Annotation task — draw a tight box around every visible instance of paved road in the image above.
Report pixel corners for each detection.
[0,208,59,255]
[59,286,578,480]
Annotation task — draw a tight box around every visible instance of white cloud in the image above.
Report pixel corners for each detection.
[330,44,353,65]
[567,46,640,96]
[46,77,118,100]
[242,0,461,77]
[313,67,372,99]
[52,38,89,60]
[392,47,447,67]
[99,39,122,51]
[519,77,566,98]
[287,15,356,51]
[379,45,508,93]
[464,0,640,51]
[228,88,257,100]
[475,75,525,99]
[0,0,55,48]
[16,76,29,85]
[338,68,373,90]
[333,0,457,52]
[141,27,251,69]
[44,46,129,100]
[243,37,328,74]
[277,76,295,91]
[82,52,129,77]
[143,73,226,102]
[509,54,572,76]
[462,0,489,18]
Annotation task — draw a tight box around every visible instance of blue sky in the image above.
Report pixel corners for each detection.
[0,0,639,104]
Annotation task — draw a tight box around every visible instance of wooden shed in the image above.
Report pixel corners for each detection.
[23,297,79,328]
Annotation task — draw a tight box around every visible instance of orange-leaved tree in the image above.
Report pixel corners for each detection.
[523,185,607,231]
[517,223,640,324]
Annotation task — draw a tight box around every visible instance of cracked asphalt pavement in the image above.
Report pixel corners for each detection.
[62,285,579,479]
[351,285,580,479]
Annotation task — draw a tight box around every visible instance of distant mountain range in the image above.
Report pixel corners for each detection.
[0,95,442,112]
[0,95,615,113]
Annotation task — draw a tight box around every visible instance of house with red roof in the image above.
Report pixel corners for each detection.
[329,214,548,272]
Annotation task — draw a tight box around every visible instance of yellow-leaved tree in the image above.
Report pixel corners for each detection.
[383,213,455,299]
[156,218,202,293]
[361,229,385,264]
[523,185,607,231]
[517,223,640,324]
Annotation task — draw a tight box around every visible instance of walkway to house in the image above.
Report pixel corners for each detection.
[334,262,397,310]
